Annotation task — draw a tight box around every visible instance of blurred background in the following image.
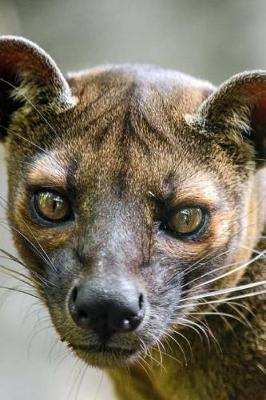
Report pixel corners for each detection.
[1,0,266,399]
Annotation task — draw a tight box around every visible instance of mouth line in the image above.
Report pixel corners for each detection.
[69,343,136,356]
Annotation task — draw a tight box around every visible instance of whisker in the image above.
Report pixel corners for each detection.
[180,279,266,303]
[170,327,193,360]
[175,289,266,312]
[0,264,36,288]
[0,216,57,274]
[175,318,204,344]
[137,356,154,381]
[189,311,248,327]
[0,285,40,299]
[0,199,56,270]
[0,247,56,289]
[0,222,56,280]
[161,330,187,364]
[180,257,245,291]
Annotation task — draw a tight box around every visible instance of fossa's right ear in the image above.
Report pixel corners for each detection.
[187,71,266,166]
[0,36,75,141]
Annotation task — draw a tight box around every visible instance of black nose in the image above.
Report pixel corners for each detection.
[68,279,145,339]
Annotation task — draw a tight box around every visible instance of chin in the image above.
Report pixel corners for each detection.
[68,344,140,368]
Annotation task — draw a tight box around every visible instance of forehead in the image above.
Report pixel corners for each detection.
[26,66,228,200]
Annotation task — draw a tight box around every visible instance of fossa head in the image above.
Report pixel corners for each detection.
[0,36,265,367]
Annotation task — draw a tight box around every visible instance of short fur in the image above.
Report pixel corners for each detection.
[0,36,265,399]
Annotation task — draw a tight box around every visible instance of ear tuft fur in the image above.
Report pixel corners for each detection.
[0,36,75,141]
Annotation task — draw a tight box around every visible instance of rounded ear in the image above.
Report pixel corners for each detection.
[187,71,266,165]
[0,35,75,140]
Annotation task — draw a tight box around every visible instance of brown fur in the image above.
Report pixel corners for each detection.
[0,37,265,399]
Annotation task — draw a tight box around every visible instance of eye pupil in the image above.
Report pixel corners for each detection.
[52,200,57,212]
[34,191,70,223]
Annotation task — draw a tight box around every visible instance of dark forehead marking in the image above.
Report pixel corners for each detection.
[122,110,151,156]
[140,109,175,147]
[91,124,112,152]
[113,169,128,199]
[110,113,135,197]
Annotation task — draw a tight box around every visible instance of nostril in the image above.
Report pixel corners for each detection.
[68,286,92,330]
[119,294,145,333]
[71,286,78,303]
[77,308,89,321]
[120,313,143,333]
[139,293,144,310]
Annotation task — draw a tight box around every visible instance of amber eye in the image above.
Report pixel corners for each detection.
[33,191,71,223]
[166,206,207,238]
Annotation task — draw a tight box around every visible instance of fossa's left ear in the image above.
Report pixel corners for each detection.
[0,36,76,141]
[188,71,266,166]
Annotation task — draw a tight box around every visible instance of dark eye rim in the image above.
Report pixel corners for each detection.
[160,205,209,240]
[30,189,74,226]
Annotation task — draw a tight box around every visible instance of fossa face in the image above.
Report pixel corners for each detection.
[0,37,265,368]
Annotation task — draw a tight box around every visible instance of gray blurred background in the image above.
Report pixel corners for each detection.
[0,0,266,399]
